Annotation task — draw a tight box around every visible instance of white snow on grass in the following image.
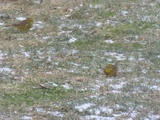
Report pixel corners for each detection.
[31,21,44,30]
[35,108,64,117]
[99,106,113,114]
[104,39,115,43]
[95,22,102,27]
[68,37,77,43]
[103,78,116,82]
[109,82,127,89]
[88,106,114,115]
[42,36,52,40]
[21,52,30,57]
[0,22,4,26]
[21,116,32,120]
[121,10,129,16]
[0,67,12,73]
[44,82,58,87]
[89,4,103,8]
[150,85,160,91]
[15,17,27,21]
[104,52,126,61]
[0,51,4,62]
[82,115,114,120]
[157,55,160,58]
[47,111,64,117]
[0,1,159,120]
[61,83,72,89]
[75,103,94,112]
[35,108,45,112]
[128,56,135,61]
[147,113,160,120]
[0,51,5,60]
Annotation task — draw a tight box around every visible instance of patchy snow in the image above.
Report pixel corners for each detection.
[69,62,81,67]
[105,78,115,82]
[61,83,72,89]
[35,108,45,112]
[35,108,64,117]
[45,71,52,74]
[15,17,26,21]
[82,66,89,69]
[99,106,113,114]
[128,56,135,61]
[1,1,159,120]
[47,111,64,117]
[82,115,114,120]
[104,39,115,43]
[130,111,138,118]
[21,116,32,120]
[150,85,160,91]
[65,14,71,17]
[32,0,42,4]
[0,67,12,73]
[32,21,44,30]
[0,22,4,26]
[0,51,4,60]
[42,36,52,40]
[68,37,77,43]
[147,113,160,120]
[67,49,79,55]
[21,52,30,57]
[95,22,102,27]
[88,106,114,115]
[138,57,145,61]
[104,19,111,25]
[40,82,58,89]
[157,55,160,58]
[45,82,58,87]
[140,15,152,21]
[78,25,82,29]
[114,54,126,61]
[142,69,148,73]
[75,103,94,112]
[121,10,129,16]
[89,4,103,8]
[110,82,127,89]
[104,52,126,61]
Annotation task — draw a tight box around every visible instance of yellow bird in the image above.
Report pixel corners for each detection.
[7,17,33,32]
[103,63,118,77]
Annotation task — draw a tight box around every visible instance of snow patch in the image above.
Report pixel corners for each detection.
[0,67,12,73]
[47,111,64,117]
[82,115,113,120]
[68,37,77,43]
[121,10,129,16]
[21,116,32,120]
[104,39,114,43]
[61,83,72,89]
[75,103,94,112]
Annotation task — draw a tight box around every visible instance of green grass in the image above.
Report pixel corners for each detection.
[0,0,160,119]
[2,87,73,107]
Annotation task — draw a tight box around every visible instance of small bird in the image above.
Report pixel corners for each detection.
[6,17,33,32]
[103,63,118,77]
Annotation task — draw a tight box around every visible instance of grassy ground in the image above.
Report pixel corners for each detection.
[0,0,160,119]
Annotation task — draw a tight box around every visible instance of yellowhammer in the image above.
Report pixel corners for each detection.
[7,17,33,32]
[103,63,118,77]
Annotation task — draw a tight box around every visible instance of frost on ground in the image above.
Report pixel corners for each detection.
[0,0,160,120]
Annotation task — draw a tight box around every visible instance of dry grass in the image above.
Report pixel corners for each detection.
[0,0,160,119]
